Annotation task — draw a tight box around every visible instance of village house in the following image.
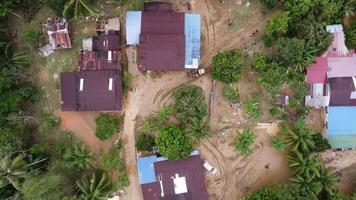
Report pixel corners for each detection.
[125,2,201,71]
[305,24,356,149]
[60,17,123,111]
[137,152,209,200]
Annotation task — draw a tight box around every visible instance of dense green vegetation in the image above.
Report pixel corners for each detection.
[222,85,240,103]
[137,85,209,159]
[345,20,356,49]
[155,124,193,160]
[95,114,120,140]
[211,49,247,83]
[0,1,132,198]
[234,129,256,156]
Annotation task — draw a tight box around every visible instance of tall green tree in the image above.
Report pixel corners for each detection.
[235,129,256,156]
[63,0,98,19]
[280,120,315,153]
[288,152,321,180]
[186,118,210,142]
[70,144,94,170]
[266,12,290,35]
[21,174,65,200]
[211,50,247,83]
[0,154,27,190]
[156,124,193,160]
[173,85,207,123]
[76,172,113,200]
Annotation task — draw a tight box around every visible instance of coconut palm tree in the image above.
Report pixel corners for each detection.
[76,172,112,200]
[71,143,94,170]
[0,0,22,19]
[186,118,210,142]
[280,121,315,153]
[63,0,99,20]
[288,152,321,180]
[0,43,28,68]
[290,175,322,200]
[316,165,338,195]
[0,154,28,190]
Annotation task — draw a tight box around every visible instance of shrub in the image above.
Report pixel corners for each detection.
[39,112,61,133]
[100,141,125,171]
[135,134,156,152]
[222,85,239,103]
[243,100,262,120]
[235,129,256,156]
[270,136,286,151]
[276,37,314,73]
[95,114,119,140]
[22,28,42,48]
[211,49,247,83]
[311,134,331,153]
[266,12,289,35]
[262,34,274,47]
[173,85,207,123]
[156,124,193,160]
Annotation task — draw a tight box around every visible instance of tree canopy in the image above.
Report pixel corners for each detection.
[211,50,247,83]
[155,125,193,160]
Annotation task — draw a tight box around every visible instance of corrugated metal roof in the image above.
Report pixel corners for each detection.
[327,106,356,136]
[327,56,356,78]
[184,14,201,69]
[329,77,356,106]
[137,155,158,185]
[306,57,328,84]
[126,11,142,45]
[327,135,356,149]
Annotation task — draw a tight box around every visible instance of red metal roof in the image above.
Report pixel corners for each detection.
[47,18,72,49]
[139,34,185,71]
[306,57,328,84]
[93,32,121,51]
[139,10,185,71]
[141,155,209,200]
[60,70,122,111]
[329,77,356,106]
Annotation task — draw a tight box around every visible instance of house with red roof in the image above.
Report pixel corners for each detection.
[305,24,356,149]
[60,17,123,111]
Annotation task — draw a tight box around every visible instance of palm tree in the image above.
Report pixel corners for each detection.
[280,121,315,153]
[0,43,28,68]
[0,154,28,190]
[288,152,321,180]
[270,135,286,151]
[71,144,94,170]
[186,118,210,141]
[290,175,322,200]
[76,172,112,200]
[316,165,338,195]
[0,0,22,19]
[63,0,99,20]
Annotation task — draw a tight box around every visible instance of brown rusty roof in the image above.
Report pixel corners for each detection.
[329,77,356,106]
[60,70,122,111]
[142,155,209,200]
[46,18,72,49]
[79,50,121,71]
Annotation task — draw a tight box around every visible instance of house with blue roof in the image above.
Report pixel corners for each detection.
[327,106,356,149]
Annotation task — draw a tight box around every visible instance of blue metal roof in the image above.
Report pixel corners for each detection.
[328,106,356,135]
[137,155,157,184]
[126,11,142,45]
[184,14,201,69]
